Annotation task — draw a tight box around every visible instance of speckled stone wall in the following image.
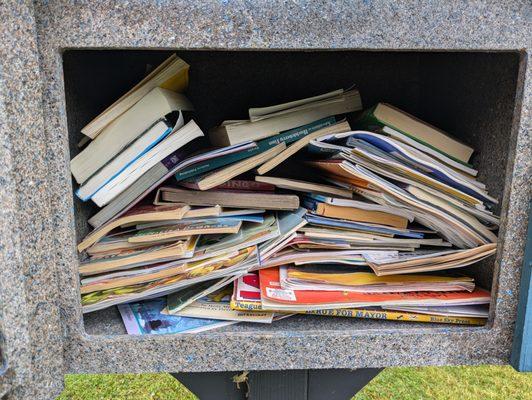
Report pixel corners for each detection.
[1,1,531,400]
[0,1,64,399]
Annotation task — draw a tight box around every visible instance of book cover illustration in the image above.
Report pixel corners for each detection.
[118,298,234,335]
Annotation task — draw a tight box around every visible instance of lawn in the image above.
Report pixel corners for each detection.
[57,366,532,400]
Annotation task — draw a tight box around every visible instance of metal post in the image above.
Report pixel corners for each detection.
[172,368,383,400]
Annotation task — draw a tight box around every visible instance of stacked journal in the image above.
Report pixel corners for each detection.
[72,54,498,333]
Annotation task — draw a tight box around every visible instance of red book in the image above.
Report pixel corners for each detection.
[234,272,261,301]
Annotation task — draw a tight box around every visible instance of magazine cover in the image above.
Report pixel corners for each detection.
[118,298,235,335]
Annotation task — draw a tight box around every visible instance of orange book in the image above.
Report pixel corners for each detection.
[315,202,408,229]
[307,159,369,188]
[231,272,486,325]
[259,267,491,311]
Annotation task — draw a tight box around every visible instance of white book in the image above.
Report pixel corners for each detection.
[91,120,204,207]
[312,129,492,204]
[76,116,181,201]
[248,89,344,121]
[345,131,483,189]
[382,125,478,176]
[406,186,498,244]
[209,89,362,147]
[87,141,257,228]
[71,87,193,184]
[341,151,486,208]
[342,162,488,248]
[81,54,189,139]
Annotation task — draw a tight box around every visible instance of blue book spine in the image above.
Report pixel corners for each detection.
[76,124,173,201]
[305,193,328,203]
[301,197,320,212]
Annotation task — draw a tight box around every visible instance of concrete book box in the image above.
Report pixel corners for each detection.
[0,2,530,399]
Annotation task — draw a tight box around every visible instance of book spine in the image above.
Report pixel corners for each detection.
[87,145,198,228]
[353,104,382,132]
[212,180,276,192]
[76,121,173,201]
[258,115,337,148]
[175,116,337,182]
[229,302,483,325]
[179,179,275,192]
[307,145,339,155]
[161,142,201,171]
[305,308,486,325]
[87,166,169,228]
[175,146,260,181]
[160,151,189,171]
[301,197,319,212]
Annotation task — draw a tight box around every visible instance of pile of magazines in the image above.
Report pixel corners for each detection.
[73,55,498,334]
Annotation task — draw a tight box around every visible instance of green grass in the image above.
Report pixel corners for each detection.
[57,373,193,400]
[354,366,532,400]
[57,366,532,400]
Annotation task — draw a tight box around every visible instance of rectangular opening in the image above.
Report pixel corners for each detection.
[62,49,522,336]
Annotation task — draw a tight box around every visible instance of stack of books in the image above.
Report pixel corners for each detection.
[72,55,498,333]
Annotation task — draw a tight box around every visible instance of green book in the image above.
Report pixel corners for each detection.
[174,116,337,181]
[356,103,474,167]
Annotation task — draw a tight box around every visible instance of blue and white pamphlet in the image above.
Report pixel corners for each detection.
[118,298,236,335]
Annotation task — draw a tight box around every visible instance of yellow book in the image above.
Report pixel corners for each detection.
[159,68,189,92]
[286,269,474,286]
[230,299,485,325]
[81,54,190,139]
[315,202,408,229]
[231,299,265,311]
[306,308,486,325]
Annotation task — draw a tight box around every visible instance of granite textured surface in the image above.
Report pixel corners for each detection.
[0,1,531,399]
[0,1,64,399]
